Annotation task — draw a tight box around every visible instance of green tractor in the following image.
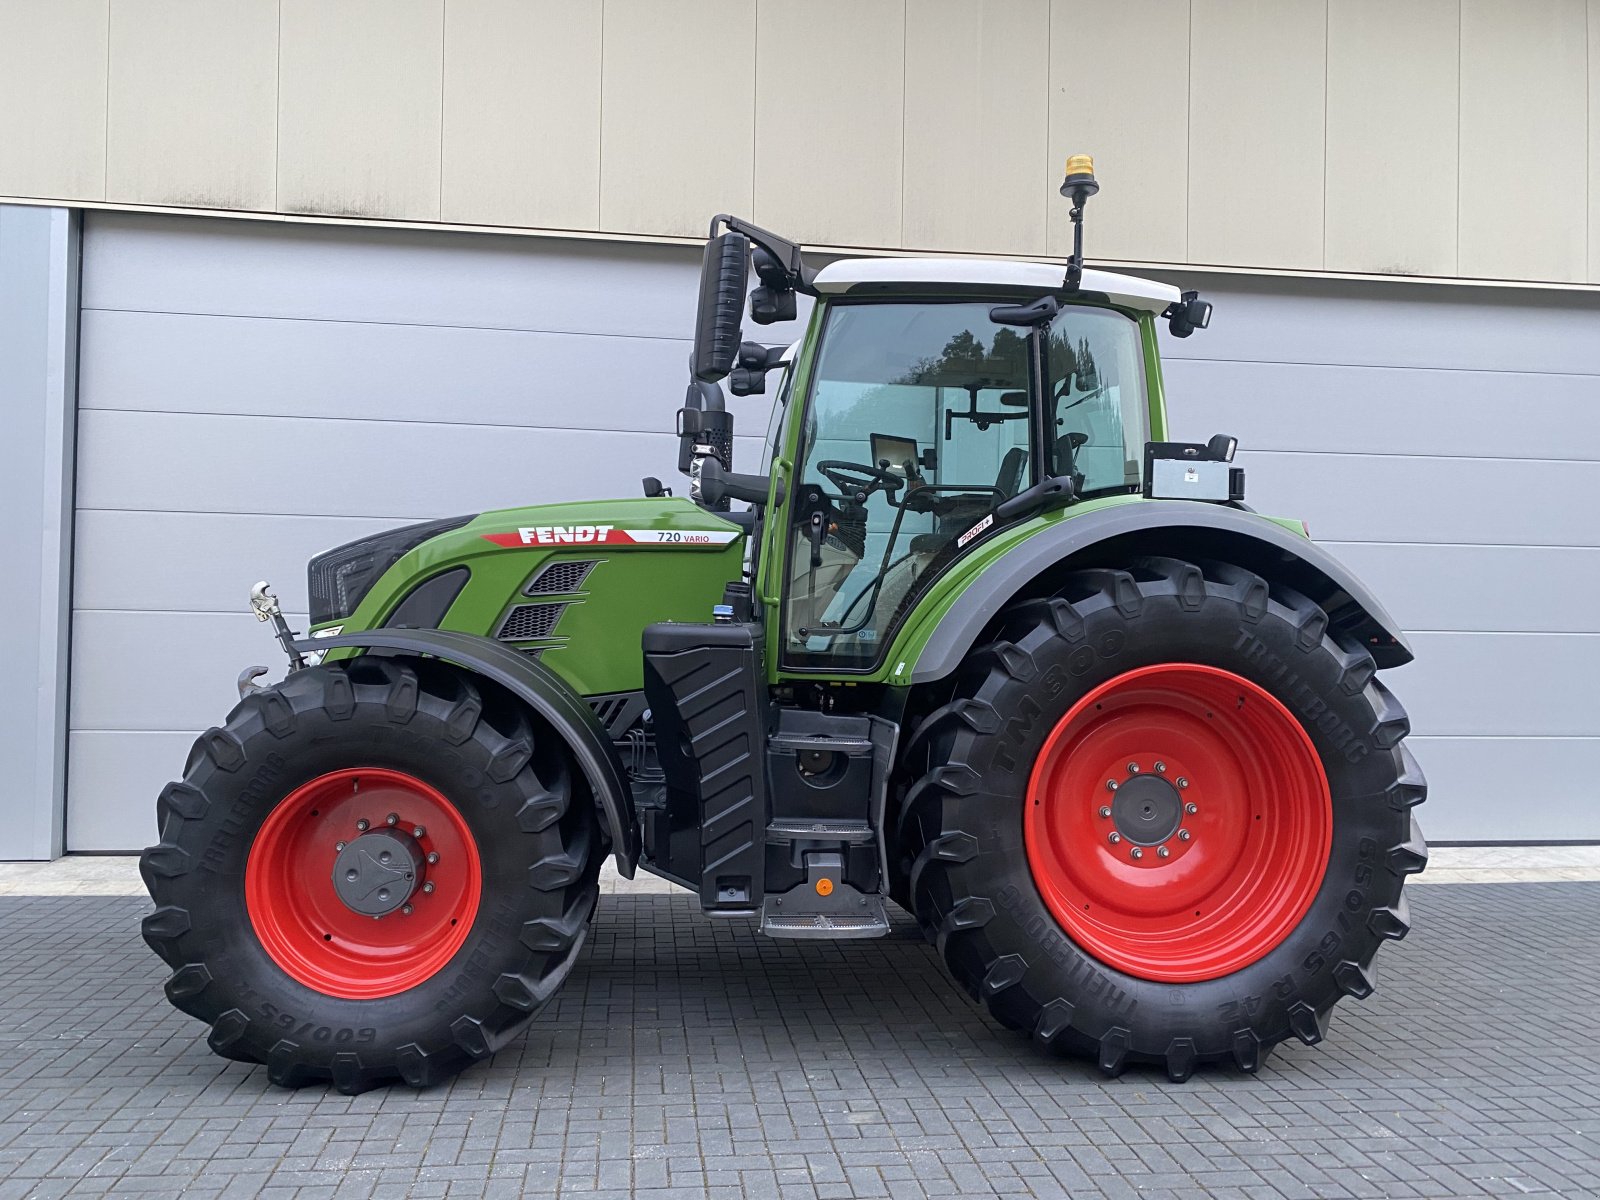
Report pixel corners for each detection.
[142,158,1426,1092]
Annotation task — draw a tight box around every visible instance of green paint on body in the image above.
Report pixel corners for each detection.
[318,498,744,696]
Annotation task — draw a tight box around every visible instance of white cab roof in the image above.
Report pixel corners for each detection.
[812,257,1180,314]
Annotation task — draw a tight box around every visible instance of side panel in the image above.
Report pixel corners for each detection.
[332,497,746,697]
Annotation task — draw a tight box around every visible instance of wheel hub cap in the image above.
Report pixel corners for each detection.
[331,829,424,916]
[1111,774,1182,846]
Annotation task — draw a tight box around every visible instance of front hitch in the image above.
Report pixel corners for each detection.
[249,581,306,674]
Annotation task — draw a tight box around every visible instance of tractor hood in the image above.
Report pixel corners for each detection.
[310,497,747,697]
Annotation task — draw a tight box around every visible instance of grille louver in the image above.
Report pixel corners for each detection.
[524,559,596,595]
[497,602,567,641]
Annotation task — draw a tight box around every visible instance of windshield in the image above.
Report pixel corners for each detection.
[783,299,1146,671]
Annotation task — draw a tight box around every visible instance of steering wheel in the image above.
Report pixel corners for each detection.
[816,459,904,502]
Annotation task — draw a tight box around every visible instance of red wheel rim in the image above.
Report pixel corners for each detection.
[244,768,481,999]
[1025,664,1331,982]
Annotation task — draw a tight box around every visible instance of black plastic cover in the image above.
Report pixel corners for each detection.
[642,621,767,911]
[382,567,470,629]
[307,515,474,625]
[693,232,749,383]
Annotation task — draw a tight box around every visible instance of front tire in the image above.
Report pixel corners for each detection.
[898,557,1427,1080]
[141,657,602,1093]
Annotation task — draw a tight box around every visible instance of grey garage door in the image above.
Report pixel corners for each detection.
[66,213,1600,850]
[66,213,802,851]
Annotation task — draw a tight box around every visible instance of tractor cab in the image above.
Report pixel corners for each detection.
[773,259,1172,672]
[676,177,1205,679]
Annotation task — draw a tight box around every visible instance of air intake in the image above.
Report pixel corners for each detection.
[496,602,567,641]
[524,560,596,595]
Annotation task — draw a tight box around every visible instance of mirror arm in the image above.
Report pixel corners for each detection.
[711,213,818,295]
[695,455,782,509]
[993,474,1076,525]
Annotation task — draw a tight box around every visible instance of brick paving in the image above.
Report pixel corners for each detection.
[0,884,1594,1198]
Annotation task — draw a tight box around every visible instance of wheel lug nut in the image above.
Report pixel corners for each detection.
[1106,780,1118,792]
[1158,846,1170,858]
[412,825,426,839]
[334,841,345,852]
[1098,805,1111,818]
[1155,761,1166,773]
[1177,777,1189,790]
[422,881,435,894]
[1130,847,1143,860]
[1126,762,1140,774]
[401,904,413,915]
[1178,829,1192,841]
[385,813,399,826]
[1108,832,1121,845]
[426,851,440,865]
[1185,802,1198,815]
[355,819,369,832]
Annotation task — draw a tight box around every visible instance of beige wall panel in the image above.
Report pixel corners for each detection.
[0,1,108,200]
[1188,0,1326,270]
[1047,0,1188,264]
[1324,0,1457,276]
[599,0,754,238]
[903,0,1048,256]
[278,0,444,221]
[442,0,601,230]
[1459,0,1586,282]
[105,0,277,210]
[754,0,904,248]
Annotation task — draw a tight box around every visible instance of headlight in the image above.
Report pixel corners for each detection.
[308,516,474,625]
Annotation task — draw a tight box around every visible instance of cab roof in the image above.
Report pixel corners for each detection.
[812,257,1180,315]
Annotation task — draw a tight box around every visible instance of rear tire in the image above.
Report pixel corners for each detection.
[141,657,603,1093]
[897,557,1427,1079]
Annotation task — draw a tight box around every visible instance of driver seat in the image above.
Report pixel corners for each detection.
[996,445,1027,497]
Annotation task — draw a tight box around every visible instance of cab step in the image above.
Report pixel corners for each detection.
[757,849,891,939]
[760,900,891,939]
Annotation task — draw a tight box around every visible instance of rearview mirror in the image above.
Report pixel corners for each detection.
[693,232,749,382]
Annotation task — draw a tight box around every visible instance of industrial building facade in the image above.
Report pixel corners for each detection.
[2,0,1598,855]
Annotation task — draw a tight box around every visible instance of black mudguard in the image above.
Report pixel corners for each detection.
[292,628,637,875]
[910,500,1414,684]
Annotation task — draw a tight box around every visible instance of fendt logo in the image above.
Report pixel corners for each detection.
[479,524,740,549]
[518,525,614,545]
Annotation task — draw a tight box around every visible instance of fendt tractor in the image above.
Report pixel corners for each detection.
[142,158,1427,1093]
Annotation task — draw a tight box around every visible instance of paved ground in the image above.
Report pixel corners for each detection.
[4,844,1599,896]
[0,879,1596,1199]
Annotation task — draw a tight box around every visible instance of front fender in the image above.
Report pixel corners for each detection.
[292,628,636,875]
[907,500,1413,684]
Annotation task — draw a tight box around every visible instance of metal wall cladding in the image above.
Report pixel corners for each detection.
[4,0,1598,283]
[63,211,1600,851]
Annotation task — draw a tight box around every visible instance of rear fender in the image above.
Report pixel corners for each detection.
[908,500,1413,684]
[291,627,636,875]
